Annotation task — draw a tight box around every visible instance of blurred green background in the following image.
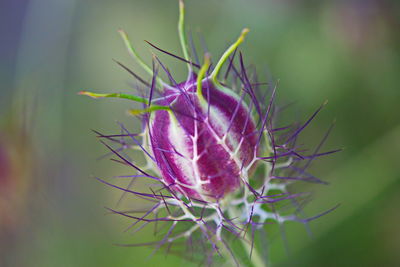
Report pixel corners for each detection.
[1,0,399,266]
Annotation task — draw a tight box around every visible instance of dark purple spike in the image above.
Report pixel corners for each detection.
[220,223,242,239]
[260,192,291,199]
[96,133,141,139]
[198,205,207,220]
[100,140,156,179]
[149,220,178,258]
[198,31,209,54]
[257,83,277,146]
[107,206,192,222]
[248,65,262,96]
[302,204,340,223]
[152,211,179,236]
[153,55,179,87]
[117,146,133,163]
[97,145,128,161]
[125,202,161,232]
[225,92,245,135]
[223,48,237,81]
[217,207,244,233]
[271,175,327,185]
[110,158,133,167]
[113,59,151,87]
[108,208,156,214]
[271,125,293,132]
[148,59,159,106]
[289,197,313,238]
[293,149,342,161]
[257,192,309,204]
[266,128,277,172]
[287,166,329,185]
[239,52,262,119]
[93,129,127,138]
[154,147,185,159]
[249,222,256,260]
[243,202,256,240]
[145,40,200,69]
[92,129,128,144]
[159,192,172,215]
[302,121,336,171]
[198,220,220,251]
[188,30,200,66]
[115,173,137,208]
[171,106,205,123]
[258,149,303,160]
[292,151,305,160]
[117,122,155,162]
[244,180,260,197]
[285,101,327,144]
[240,99,254,137]
[113,174,154,179]
[96,177,163,199]
[229,59,245,85]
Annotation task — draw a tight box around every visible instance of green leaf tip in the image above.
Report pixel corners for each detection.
[80,90,172,116]
[197,53,211,102]
[117,29,165,88]
[78,91,103,99]
[78,91,149,104]
[178,0,191,72]
[211,28,250,86]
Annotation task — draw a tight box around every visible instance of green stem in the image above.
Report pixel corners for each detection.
[78,91,170,115]
[79,91,149,104]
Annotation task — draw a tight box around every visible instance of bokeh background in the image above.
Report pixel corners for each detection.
[1,0,399,266]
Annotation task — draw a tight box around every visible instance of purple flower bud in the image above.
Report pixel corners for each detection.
[81,1,340,265]
[150,78,257,201]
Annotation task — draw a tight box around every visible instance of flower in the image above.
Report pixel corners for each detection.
[80,0,339,265]
[148,57,259,202]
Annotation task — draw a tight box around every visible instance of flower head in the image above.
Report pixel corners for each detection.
[148,57,259,202]
[81,0,339,265]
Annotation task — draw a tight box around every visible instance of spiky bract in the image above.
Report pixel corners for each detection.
[81,1,339,266]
